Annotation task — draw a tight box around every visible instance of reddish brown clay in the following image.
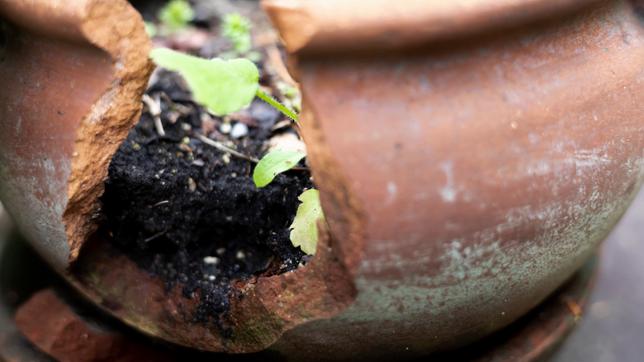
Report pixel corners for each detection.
[258,0,644,360]
[0,0,154,270]
[62,0,644,359]
[71,222,356,353]
[2,0,644,360]
[14,289,173,362]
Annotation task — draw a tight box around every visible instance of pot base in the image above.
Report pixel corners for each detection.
[427,254,598,362]
[0,215,597,362]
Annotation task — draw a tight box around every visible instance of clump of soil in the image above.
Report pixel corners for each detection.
[100,70,311,335]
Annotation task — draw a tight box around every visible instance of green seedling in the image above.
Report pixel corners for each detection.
[253,151,307,187]
[149,48,298,120]
[145,21,158,38]
[222,13,252,54]
[148,48,321,255]
[252,150,325,255]
[289,189,325,255]
[158,0,194,32]
[150,48,258,115]
[220,13,262,62]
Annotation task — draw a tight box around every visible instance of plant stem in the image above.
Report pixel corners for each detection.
[255,89,299,122]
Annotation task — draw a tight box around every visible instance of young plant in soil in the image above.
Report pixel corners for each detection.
[145,0,195,38]
[220,13,262,62]
[148,48,324,254]
[99,44,324,335]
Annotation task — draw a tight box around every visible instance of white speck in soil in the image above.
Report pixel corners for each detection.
[219,122,232,134]
[188,177,196,193]
[230,122,249,138]
[203,256,219,265]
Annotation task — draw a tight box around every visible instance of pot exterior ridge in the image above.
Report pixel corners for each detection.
[0,0,153,270]
[261,0,602,55]
[264,0,644,360]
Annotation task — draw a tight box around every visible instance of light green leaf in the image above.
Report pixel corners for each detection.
[158,0,194,31]
[290,189,324,255]
[149,48,259,115]
[144,22,158,38]
[253,150,306,187]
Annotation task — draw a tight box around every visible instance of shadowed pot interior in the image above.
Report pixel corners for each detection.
[1,0,644,361]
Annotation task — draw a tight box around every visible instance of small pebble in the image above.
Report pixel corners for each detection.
[181,123,192,131]
[203,256,219,265]
[230,122,249,138]
[216,248,226,255]
[188,178,196,193]
[208,275,216,281]
[219,122,232,134]
[236,251,246,260]
[222,154,230,164]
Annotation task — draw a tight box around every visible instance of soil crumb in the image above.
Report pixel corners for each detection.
[100,70,310,336]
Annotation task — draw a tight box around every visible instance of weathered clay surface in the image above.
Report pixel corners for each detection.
[14,288,173,362]
[0,0,154,270]
[259,0,644,360]
[262,0,604,55]
[71,222,356,353]
[2,0,644,360]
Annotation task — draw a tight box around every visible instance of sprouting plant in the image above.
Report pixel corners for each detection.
[253,151,306,187]
[145,21,158,38]
[220,13,261,62]
[289,189,325,255]
[222,13,252,54]
[149,48,298,120]
[158,0,194,32]
[148,48,323,255]
[252,150,325,255]
[150,48,259,115]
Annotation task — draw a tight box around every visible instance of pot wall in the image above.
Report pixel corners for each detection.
[263,0,644,360]
[0,0,153,270]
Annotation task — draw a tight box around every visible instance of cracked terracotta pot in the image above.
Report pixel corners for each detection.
[0,0,154,270]
[3,0,644,361]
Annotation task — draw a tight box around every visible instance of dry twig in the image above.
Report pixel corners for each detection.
[193,133,260,163]
[142,94,165,136]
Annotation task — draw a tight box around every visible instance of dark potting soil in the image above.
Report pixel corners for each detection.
[99,70,311,336]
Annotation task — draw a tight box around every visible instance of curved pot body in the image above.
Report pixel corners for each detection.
[259,0,644,360]
[2,0,644,361]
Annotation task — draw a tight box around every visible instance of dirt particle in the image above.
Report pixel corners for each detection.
[188,177,196,193]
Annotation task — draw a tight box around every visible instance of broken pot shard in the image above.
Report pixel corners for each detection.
[0,0,154,270]
[260,0,644,360]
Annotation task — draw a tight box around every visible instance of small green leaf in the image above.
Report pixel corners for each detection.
[158,0,194,31]
[149,48,259,115]
[145,22,158,38]
[290,189,324,255]
[253,151,306,187]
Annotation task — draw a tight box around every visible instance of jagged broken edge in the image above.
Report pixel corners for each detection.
[63,0,155,266]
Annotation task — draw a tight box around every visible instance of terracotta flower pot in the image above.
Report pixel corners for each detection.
[2,0,644,361]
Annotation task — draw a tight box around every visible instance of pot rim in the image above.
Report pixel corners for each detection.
[261,0,603,55]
